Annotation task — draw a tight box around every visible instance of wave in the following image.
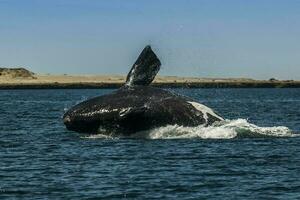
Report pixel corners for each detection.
[83,119,296,140]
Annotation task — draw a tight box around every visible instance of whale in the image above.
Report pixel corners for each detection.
[63,46,224,135]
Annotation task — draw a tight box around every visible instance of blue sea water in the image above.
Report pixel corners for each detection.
[1,88,300,199]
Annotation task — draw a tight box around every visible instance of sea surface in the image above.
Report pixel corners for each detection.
[1,88,300,199]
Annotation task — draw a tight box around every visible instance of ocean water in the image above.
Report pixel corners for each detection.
[1,88,300,199]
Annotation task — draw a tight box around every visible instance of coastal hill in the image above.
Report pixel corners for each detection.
[0,67,299,89]
[0,68,36,79]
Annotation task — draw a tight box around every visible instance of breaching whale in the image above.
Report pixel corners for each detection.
[63,46,224,135]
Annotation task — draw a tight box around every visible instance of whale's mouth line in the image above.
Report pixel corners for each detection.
[80,119,297,140]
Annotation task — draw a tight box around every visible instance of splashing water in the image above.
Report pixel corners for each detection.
[83,119,295,140]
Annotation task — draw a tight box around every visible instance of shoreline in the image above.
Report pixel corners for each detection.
[0,75,299,89]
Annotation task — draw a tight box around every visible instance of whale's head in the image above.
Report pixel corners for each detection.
[63,93,116,133]
[63,104,102,133]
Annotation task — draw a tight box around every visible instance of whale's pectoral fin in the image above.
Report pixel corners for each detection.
[117,106,151,134]
[119,106,147,121]
[125,45,161,86]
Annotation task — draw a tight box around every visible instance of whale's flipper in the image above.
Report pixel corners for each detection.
[126,45,161,86]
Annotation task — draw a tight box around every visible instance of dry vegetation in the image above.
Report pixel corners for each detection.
[0,68,36,79]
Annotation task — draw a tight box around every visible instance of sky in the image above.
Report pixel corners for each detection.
[0,0,300,80]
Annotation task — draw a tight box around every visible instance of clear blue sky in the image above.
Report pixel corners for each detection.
[0,0,300,80]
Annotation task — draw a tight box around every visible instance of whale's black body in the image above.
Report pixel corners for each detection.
[63,46,223,135]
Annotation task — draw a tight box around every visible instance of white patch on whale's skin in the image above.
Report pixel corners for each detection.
[119,107,132,117]
[126,65,137,86]
[80,108,119,117]
[188,101,224,122]
[80,107,133,117]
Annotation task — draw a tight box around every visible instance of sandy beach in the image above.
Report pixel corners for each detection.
[0,73,299,89]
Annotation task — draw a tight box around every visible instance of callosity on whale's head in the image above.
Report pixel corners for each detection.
[63,45,224,135]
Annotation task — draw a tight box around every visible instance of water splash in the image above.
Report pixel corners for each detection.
[82,119,296,140]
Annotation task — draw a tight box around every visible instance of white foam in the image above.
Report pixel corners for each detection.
[82,134,115,139]
[137,119,294,139]
[83,119,295,140]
